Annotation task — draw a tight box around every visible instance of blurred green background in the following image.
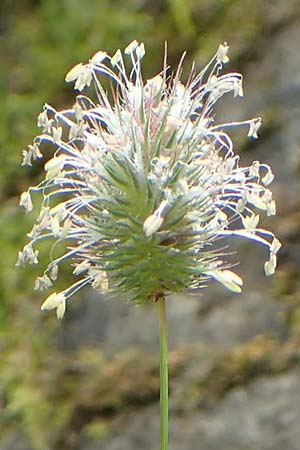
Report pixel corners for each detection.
[1,1,300,449]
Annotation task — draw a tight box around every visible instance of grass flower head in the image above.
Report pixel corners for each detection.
[17,41,280,319]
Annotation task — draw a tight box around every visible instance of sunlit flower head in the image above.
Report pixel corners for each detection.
[17,41,280,319]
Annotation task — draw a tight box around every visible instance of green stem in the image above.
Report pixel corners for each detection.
[157,296,168,450]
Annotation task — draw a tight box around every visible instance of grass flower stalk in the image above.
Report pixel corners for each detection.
[157,296,169,450]
[17,40,280,449]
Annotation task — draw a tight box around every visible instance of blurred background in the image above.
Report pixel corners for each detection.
[1,1,300,449]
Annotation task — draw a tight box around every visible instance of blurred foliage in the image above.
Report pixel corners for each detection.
[0,0,299,448]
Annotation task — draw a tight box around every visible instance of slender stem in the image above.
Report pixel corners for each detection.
[157,296,168,450]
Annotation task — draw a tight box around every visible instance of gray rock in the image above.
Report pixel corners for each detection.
[82,369,300,450]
